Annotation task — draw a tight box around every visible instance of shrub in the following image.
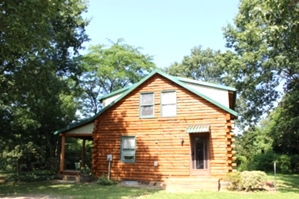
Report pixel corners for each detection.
[224,172,241,191]
[97,174,117,185]
[249,152,299,174]
[277,154,291,173]
[46,157,59,174]
[240,171,267,191]
[290,154,299,173]
[236,155,249,171]
[5,172,58,182]
[251,151,277,172]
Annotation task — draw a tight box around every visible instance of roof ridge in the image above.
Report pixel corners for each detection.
[54,69,237,135]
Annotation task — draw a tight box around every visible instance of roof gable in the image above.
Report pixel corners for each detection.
[55,69,237,134]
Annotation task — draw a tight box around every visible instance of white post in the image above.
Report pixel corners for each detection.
[108,161,111,180]
[274,161,277,190]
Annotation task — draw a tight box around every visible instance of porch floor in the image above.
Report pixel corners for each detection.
[59,170,80,182]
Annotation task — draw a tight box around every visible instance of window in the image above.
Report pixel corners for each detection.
[121,136,136,163]
[140,92,154,118]
[161,91,176,117]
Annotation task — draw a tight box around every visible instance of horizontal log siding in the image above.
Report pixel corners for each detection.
[92,74,234,181]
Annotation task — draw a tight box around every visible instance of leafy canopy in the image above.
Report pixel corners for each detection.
[0,0,89,172]
[222,0,299,126]
[76,39,156,117]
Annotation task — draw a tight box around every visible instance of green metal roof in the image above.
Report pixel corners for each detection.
[186,124,210,133]
[97,84,135,101]
[54,69,238,135]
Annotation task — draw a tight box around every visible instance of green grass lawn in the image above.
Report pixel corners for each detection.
[0,173,298,199]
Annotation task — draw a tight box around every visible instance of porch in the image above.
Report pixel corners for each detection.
[57,121,94,175]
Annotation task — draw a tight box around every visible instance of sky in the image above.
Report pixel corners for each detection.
[82,0,240,69]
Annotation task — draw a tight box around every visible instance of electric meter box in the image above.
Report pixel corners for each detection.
[107,154,112,161]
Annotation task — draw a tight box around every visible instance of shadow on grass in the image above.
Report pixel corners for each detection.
[267,173,299,193]
[0,180,161,199]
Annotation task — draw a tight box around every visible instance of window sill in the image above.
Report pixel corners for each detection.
[157,117,176,121]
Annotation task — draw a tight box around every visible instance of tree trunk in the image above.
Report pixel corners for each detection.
[17,159,21,176]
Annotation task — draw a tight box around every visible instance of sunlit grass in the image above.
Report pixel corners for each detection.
[0,172,298,199]
[266,173,299,193]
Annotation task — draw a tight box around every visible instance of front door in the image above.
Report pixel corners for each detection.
[190,134,209,175]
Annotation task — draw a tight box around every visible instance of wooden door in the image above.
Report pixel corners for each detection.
[190,134,209,175]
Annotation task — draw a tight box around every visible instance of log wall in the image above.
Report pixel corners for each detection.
[92,74,235,181]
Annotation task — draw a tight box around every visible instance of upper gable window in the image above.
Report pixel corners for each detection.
[161,91,176,117]
[140,92,154,118]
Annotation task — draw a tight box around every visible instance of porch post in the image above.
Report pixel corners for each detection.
[81,139,86,168]
[59,135,65,173]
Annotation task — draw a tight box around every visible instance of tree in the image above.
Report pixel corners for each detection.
[222,0,299,127]
[268,90,299,155]
[77,39,156,117]
[164,46,224,84]
[0,0,89,173]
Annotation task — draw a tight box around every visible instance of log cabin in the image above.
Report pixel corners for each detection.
[55,69,237,188]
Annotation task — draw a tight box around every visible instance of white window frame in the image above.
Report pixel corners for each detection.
[139,92,154,118]
[120,136,136,163]
[161,90,177,117]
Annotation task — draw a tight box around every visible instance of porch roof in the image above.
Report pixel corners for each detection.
[186,124,210,133]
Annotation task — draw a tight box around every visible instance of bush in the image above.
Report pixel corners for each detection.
[277,154,291,173]
[97,174,117,185]
[240,171,267,191]
[236,155,249,171]
[224,172,241,191]
[248,152,298,174]
[5,172,58,183]
[290,154,299,173]
[46,157,59,174]
[251,151,277,172]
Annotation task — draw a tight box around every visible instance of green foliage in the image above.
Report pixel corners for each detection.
[251,151,277,172]
[80,165,92,175]
[235,125,273,167]
[291,155,299,173]
[277,155,291,174]
[269,92,299,155]
[5,173,58,183]
[1,175,299,198]
[239,171,267,191]
[225,171,267,191]
[46,157,59,175]
[236,155,249,171]
[224,172,241,191]
[222,0,299,127]
[164,46,224,84]
[0,0,89,174]
[242,151,298,174]
[76,39,156,117]
[4,170,58,183]
[65,138,82,170]
[97,174,117,186]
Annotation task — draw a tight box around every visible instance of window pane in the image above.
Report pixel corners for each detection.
[142,93,153,104]
[141,105,153,116]
[121,137,136,163]
[124,156,134,160]
[162,104,176,116]
[162,92,176,104]
[122,137,135,149]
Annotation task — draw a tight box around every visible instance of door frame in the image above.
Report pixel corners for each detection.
[189,133,210,176]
